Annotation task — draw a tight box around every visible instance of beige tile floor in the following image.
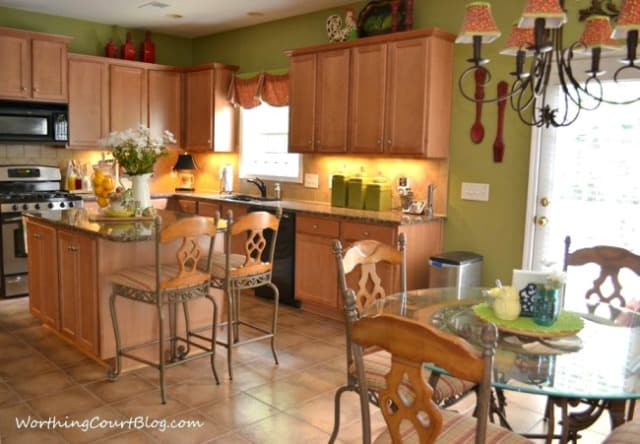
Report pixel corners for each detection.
[0,294,627,443]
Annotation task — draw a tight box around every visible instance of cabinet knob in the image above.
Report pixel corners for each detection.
[316,140,320,145]
[363,231,369,237]
[307,140,312,146]
[33,233,42,240]
[377,139,381,145]
[68,245,78,252]
[312,224,318,230]
[387,139,392,146]
[33,87,39,92]
[536,216,548,226]
[21,86,27,92]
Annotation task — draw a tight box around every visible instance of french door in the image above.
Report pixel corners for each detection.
[523,60,640,271]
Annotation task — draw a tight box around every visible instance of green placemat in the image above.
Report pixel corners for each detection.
[472,303,584,338]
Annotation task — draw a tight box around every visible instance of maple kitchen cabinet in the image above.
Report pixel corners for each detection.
[148,68,182,148]
[109,63,148,132]
[58,229,99,355]
[0,27,72,102]
[287,28,454,158]
[26,220,59,328]
[68,54,109,148]
[288,49,349,153]
[184,63,238,152]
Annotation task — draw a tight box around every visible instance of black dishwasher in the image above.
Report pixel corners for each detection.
[248,206,299,308]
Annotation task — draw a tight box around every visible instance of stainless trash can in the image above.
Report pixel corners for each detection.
[429,251,483,288]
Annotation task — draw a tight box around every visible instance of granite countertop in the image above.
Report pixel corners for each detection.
[171,192,445,226]
[23,209,224,242]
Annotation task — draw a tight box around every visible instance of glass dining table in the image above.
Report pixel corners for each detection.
[365,286,640,443]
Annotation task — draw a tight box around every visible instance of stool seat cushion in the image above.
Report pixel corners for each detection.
[373,409,532,443]
[359,350,477,405]
[211,253,247,278]
[604,421,640,443]
[111,265,209,292]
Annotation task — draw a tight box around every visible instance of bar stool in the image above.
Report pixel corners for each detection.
[107,213,220,404]
[211,208,282,380]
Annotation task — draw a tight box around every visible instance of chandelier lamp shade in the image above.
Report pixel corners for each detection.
[456,0,640,128]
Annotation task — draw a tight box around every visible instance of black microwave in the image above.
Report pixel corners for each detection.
[0,100,69,145]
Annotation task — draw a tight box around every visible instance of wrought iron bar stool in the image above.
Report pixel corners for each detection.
[107,213,220,404]
[211,208,282,380]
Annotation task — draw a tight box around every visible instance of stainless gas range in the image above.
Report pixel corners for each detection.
[0,165,83,298]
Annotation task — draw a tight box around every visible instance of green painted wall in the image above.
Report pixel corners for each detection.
[193,0,596,285]
[0,7,192,66]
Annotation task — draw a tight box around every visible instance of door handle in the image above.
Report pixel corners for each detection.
[540,197,550,207]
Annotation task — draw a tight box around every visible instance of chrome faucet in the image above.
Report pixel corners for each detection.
[246,177,267,198]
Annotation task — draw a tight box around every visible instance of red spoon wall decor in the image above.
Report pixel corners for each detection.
[493,81,509,163]
[470,68,487,144]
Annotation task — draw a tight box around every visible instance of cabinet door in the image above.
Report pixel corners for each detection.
[31,39,68,102]
[212,68,235,152]
[148,69,182,148]
[0,34,30,99]
[198,201,219,217]
[59,230,98,354]
[68,56,108,148]
[350,44,387,153]
[26,221,58,328]
[315,49,349,153]
[385,37,430,156]
[177,198,198,214]
[288,54,316,153]
[110,64,148,132]
[295,216,340,312]
[185,69,213,152]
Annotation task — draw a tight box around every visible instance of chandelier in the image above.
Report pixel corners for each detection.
[456,0,640,128]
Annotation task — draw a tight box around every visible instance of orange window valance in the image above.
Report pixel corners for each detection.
[229,72,289,108]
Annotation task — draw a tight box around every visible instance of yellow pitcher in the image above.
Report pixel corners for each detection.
[491,286,521,321]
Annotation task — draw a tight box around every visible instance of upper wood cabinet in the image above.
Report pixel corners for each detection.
[68,54,109,148]
[109,64,148,132]
[148,69,182,148]
[0,27,72,102]
[184,63,238,153]
[288,50,350,153]
[286,28,454,158]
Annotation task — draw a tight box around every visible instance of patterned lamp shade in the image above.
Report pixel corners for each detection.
[456,2,501,44]
[580,15,620,51]
[519,0,567,29]
[500,22,535,55]
[612,0,640,39]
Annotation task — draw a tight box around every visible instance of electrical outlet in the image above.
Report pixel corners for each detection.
[304,173,319,189]
[461,182,490,201]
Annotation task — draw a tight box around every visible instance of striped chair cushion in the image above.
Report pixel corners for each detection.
[360,350,476,405]
[373,409,532,443]
[604,421,640,443]
[211,253,248,278]
[111,265,207,291]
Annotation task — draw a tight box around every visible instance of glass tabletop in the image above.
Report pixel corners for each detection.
[367,287,640,400]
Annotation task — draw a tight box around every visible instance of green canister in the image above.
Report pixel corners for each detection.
[347,177,366,209]
[331,174,348,207]
[364,180,392,211]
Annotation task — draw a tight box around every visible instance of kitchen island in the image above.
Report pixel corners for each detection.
[23,209,224,366]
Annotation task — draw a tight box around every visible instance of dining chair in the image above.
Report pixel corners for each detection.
[108,213,220,404]
[210,208,282,380]
[348,306,531,443]
[329,234,477,443]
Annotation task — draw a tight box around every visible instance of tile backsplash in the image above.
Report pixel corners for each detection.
[0,145,448,214]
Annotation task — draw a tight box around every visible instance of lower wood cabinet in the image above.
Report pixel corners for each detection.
[27,221,59,328]
[295,215,340,317]
[58,229,99,355]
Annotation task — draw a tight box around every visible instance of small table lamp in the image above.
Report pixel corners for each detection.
[174,153,198,191]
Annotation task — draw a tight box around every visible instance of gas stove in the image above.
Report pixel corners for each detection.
[0,191,82,213]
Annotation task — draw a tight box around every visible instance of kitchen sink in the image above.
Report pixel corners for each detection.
[221,194,279,202]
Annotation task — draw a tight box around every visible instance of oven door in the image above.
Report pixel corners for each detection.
[2,213,28,297]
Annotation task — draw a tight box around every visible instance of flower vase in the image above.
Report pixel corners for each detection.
[130,173,152,210]
[533,288,560,326]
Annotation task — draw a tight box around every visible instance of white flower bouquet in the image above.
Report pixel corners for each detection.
[99,126,175,175]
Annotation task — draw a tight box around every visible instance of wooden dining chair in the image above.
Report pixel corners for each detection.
[564,235,640,420]
[210,208,282,380]
[329,234,477,443]
[108,214,220,404]
[349,307,531,443]
[603,420,640,443]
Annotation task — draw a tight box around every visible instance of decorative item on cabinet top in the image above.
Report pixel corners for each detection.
[326,7,358,42]
[357,0,415,37]
[122,32,136,61]
[140,31,155,63]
